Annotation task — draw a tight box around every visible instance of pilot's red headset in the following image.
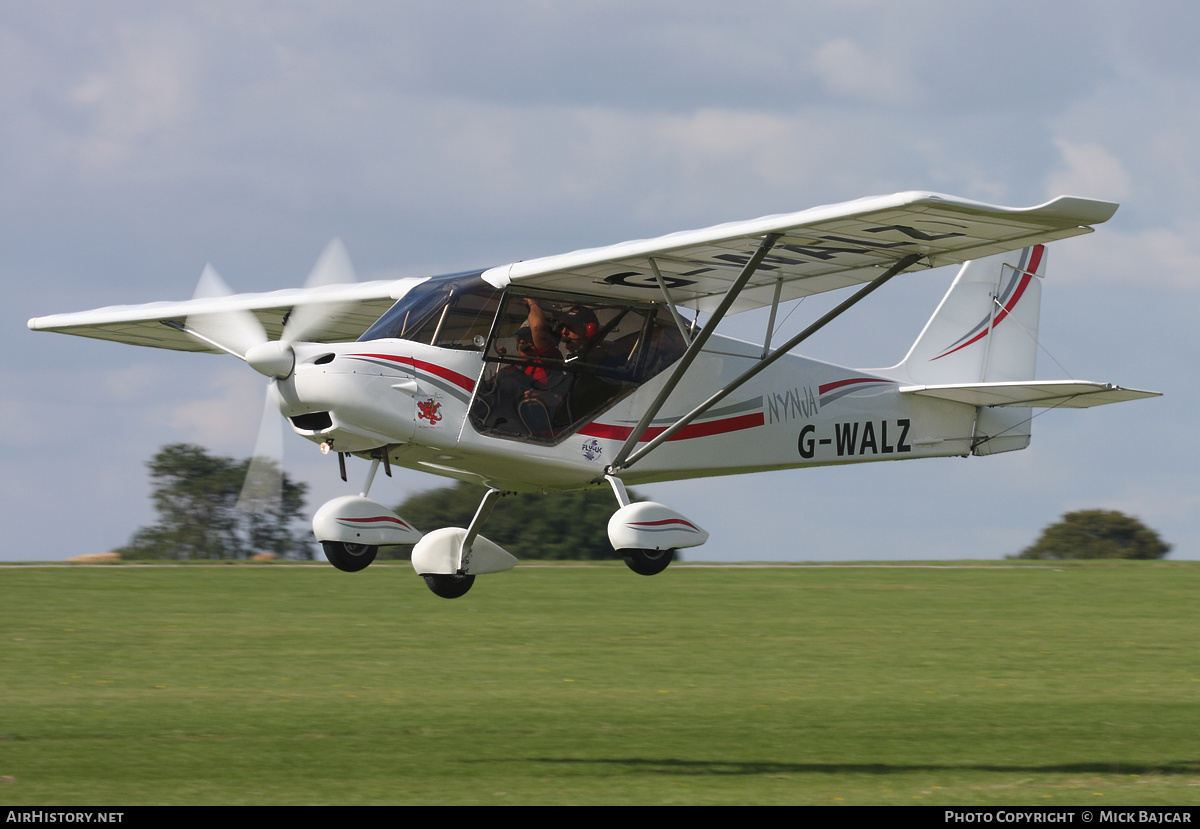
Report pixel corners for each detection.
[564,307,599,339]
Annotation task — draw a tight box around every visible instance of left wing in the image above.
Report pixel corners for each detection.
[482,191,1118,313]
[27,279,424,353]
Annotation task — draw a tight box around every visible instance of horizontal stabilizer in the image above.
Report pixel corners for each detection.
[899,381,1161,408]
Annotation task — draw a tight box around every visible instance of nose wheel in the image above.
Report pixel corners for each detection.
[621,548,675,576]
[322,540,379,572]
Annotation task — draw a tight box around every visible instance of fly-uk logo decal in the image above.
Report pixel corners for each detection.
[582,438,602,461]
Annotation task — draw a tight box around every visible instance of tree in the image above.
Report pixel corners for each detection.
[117,444,312,560]
[386,481,644,560]
[1014,510,1171,560]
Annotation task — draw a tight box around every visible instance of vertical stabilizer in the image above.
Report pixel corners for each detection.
[899,245,1046,455]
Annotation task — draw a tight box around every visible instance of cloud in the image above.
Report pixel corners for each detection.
[65,21,198,172]
[809,37,917,106]
[1052,223,1200,291]
[1045,140,1132,202]
[167,367,268,455]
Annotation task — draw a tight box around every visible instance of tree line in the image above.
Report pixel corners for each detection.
[117,444,311,560]
[117,444,1171,562]
[117,444,634,560]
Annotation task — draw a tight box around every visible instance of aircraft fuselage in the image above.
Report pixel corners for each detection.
[275,333,976,492]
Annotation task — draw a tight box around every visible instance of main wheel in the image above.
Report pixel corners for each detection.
[621,548,675,576]
[423,572,476,599]
[322,540,378,572]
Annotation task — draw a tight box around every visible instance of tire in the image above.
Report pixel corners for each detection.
[621,548,675,576]
[322,540,378,572]
[423,573,476,599]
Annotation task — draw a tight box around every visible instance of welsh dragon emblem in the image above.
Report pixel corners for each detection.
[417,398,443,425]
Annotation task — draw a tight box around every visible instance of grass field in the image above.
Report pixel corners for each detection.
[2,560,1200,805]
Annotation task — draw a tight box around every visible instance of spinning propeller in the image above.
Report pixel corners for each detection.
[186,239,356,377]
[181,240,358,516]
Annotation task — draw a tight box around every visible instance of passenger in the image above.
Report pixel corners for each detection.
[475,298,565,439]
[515,297,561,384]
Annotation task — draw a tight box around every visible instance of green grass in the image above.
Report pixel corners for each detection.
[2,561,1200,805]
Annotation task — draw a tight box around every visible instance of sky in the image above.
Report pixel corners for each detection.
[4,1,1197,563]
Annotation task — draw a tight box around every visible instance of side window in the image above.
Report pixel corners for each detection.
[468,292,685,444]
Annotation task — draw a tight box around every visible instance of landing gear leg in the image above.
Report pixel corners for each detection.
[414,489,509,599]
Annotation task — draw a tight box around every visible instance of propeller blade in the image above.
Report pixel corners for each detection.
[186,264,269,357]
[235,383,284,518]
[281,238,356,345]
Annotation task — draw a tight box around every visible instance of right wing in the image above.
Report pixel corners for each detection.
[482,191,1119,314]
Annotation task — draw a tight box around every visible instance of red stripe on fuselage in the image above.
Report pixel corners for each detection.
[819,377,888,395]
[579,411,764,443]
[349,353,476,392]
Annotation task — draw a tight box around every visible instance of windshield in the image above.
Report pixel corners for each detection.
[358,271,500,349]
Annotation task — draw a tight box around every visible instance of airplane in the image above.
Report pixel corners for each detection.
[28,191,1159,598]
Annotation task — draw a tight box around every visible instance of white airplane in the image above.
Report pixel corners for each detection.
[29,191,1159,598]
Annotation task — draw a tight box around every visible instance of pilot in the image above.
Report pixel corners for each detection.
[558,306,605,361]
[556,304,628,425]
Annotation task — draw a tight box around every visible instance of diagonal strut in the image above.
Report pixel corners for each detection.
[606,233,783,472]
[610,253,923,473]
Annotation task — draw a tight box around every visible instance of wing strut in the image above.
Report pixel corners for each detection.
[761,273,786,358]
[608,253,923,474]
[648,257,694,345]
[606,234,783,473]
[161,319,250,361]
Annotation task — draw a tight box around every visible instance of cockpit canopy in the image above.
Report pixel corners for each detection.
[360,271,688,445]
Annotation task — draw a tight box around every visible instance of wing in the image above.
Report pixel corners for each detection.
[481,191,1119,313]
[29,191,1119,351]
[899,381,1161,409]
[28,278,424,353]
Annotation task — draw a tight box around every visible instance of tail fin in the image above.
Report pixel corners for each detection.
[899,245,1046,455]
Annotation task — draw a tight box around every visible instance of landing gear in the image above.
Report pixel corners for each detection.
[605,475,704,574]
[410,504,518,600]
[621,548,675,576]
[422,572,476,599]
[322,540,378,572]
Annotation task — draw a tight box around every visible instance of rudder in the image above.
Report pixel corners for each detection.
[898,245,1046,455]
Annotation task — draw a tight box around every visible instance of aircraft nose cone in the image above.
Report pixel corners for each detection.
[245,340,295,379]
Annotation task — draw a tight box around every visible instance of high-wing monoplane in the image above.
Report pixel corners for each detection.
[29,191,1159,597]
